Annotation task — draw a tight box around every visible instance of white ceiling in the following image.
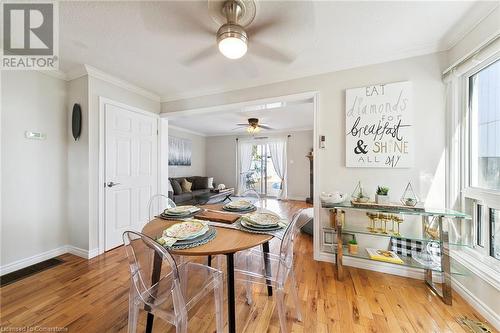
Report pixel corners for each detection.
[59,1,498,101]
[168,99,314,136]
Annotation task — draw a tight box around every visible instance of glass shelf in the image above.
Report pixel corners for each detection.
[322,201,471,219]
[324,245,467,276]
[323,224,472,247]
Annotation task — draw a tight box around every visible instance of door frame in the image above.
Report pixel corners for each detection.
[160,91,321,260]
[98,97,164,255]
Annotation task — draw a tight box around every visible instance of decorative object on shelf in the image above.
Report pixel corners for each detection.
[345,81,413,168]
[366,212,377,232]
[347,238,358,254]
[351,181,370,203]
[366,248,404,264]
[71,103,82,141]
[401,182,419,206]
[351,200,424,212]
[375,186,390,204]
[217,184,226,190]
[321,191,346,204]
[393,216,404,236]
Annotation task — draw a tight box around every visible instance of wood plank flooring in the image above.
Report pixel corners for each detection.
[0,199,495,332]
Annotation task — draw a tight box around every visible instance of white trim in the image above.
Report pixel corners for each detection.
[98,97,160,255]
[66,246,99,260]
[161,91,319,117]
[451,249,500,291]
[168,124,207,137]
[0,245,103,276]
[0,246,68,275]
[200,126,314,137]
[452,277,500,330]
[65,64,161,102]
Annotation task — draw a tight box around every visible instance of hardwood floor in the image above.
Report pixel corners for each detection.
[0,199,495,332]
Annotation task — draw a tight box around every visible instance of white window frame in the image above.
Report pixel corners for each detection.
[453,51,500,286]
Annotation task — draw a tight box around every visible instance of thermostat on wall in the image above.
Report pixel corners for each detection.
[25,131,46,140]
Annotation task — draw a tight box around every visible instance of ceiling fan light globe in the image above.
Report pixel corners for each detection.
[247,126,260,134]
[218,36,247,59]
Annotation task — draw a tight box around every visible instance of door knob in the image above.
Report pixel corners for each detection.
[107,182,121,188]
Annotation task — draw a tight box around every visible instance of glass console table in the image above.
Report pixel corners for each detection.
[322,201,472,305]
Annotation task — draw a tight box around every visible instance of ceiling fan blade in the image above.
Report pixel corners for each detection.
[250,40,295,64]
[231,127,245,131]
[235,123,248,126]
[181,46,218,66]
[171,2,216,37]
[259,124,274,130]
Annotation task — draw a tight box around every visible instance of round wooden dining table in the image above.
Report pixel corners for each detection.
[142,217,274,333]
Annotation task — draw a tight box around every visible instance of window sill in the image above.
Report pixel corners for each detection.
[451,247,500,291]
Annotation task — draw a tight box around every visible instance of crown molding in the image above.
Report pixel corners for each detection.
[64,64,161,102]
[83,65,161,102]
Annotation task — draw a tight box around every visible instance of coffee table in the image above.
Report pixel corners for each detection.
[194,188,234,205]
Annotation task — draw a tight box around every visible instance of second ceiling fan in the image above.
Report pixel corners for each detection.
[234,118,273,134]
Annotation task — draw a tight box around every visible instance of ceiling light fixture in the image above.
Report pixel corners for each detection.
[246,125,261,134]
[216,1,248,60]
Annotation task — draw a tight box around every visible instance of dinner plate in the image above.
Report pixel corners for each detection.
[164,220,208,240]
[242,212,281,226]
[240,219,284,231]
[164,206,200,215]
[173,226,216,246]
[222,205,257,213]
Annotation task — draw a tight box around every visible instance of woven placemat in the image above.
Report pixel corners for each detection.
[165,227,217,250]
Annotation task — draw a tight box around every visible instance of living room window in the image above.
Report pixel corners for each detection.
[463,57,500,261]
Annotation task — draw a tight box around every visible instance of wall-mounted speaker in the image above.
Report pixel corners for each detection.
[72,103,82,141]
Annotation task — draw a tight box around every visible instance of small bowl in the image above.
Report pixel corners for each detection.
[355,196,370,203]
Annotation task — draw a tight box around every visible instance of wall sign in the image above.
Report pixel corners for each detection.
[345,81,413,168]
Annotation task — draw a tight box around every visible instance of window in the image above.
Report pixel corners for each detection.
[464,57,500,262]
[468,59,500,191]
[490,208,500,260]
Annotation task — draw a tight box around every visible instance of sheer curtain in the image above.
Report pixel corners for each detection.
[268,138,287,200]
[237,140,254,195]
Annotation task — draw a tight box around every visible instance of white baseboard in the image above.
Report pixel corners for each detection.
[1,245,101,275]
[452,277,500,331]
[0,246,68,275]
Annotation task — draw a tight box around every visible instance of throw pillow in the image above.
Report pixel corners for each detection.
[192,176,208,190]
[170,179,182,195]
[207,177,214,189]
[181,179,192,192]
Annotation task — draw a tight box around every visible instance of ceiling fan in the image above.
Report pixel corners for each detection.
[234,118,273,134]
[183,0,295,64]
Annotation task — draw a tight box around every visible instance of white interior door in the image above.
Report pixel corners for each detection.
[104,102,158,251]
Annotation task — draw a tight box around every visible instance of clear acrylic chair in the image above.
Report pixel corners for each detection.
[123,231,224,333]
[233,188,264,212]
[233,209,306,333]
[148,194,176,222]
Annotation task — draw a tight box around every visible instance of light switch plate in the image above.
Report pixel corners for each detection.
[25,131,46,140]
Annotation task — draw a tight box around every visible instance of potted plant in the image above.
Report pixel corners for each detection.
[348,238,358,254]
[375,186,390,204]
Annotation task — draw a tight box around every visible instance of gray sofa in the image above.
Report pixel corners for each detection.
[168,176,215,205]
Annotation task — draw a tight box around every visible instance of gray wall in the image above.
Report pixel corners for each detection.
[1,71,68,266]
[168,127,206,178]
